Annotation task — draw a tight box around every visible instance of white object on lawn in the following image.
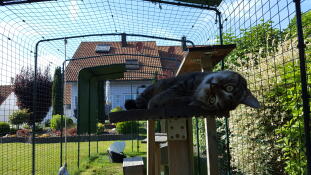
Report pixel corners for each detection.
[108,141,126,154]
[58,163,69,175]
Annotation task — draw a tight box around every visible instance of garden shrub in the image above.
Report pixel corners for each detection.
[97,122,105,134]
[9,109,31,128]
[110,106,140,135]
[0,122,10,136]
[270,61,311,175]
[50,115,73,130]
[116,121,139,135]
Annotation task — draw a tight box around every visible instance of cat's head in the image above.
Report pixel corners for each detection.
[192,70,260,112]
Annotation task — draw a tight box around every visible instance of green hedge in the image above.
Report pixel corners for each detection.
[0,122,10,136]
[9,109,30,127]
[50,115,73,130]
[116,121,139,134]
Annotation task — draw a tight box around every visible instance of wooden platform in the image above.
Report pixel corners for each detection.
[176,44,236,75]
[109,106,227,123]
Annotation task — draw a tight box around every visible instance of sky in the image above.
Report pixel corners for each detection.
[0,0,310,85]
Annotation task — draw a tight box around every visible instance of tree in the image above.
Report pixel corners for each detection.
[14,67,52,124]
[52,67,63,115]
[9,109,31,129]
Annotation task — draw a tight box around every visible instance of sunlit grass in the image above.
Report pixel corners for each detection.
[0,139,146,175]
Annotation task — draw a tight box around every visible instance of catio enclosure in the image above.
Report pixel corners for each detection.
[0,0,310,175]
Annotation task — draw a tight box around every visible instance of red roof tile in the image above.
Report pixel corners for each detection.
[0,85,13,105]
[64,84,71,105]
[157,46,187,77]
[65,41,164,82]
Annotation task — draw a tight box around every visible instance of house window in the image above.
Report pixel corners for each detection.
[125,59,139,70]
[95,44,111,53]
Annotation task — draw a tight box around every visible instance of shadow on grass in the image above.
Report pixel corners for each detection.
[74,152,147,175]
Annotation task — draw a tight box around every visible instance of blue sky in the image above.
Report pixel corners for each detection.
[0,0,310,85]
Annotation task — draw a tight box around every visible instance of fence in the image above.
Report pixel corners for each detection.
[0,0,310,174]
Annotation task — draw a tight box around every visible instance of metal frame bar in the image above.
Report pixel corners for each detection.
[293,0,311,174]
[0,0,55,6]
[143,0,220,13]
[35,32,195,47]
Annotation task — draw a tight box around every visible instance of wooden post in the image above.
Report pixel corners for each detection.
[205,117,219,175]
[147,120,155,175]
[154,143,161,175]
[167,119,194,175]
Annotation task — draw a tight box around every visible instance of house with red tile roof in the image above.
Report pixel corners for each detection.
[0,85,19,122]
[0,85,53,123]
[64,41,186,120]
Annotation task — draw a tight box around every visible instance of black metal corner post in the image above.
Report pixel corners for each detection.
[293,0,311,174]
[88,79,91,158]
[32,41,41,175]
[217,9,232,175]
[60,38,67,167]
[131,83,134,152]
[77,85,81,168]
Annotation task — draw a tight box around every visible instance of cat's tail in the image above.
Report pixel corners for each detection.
[124,99,137,110]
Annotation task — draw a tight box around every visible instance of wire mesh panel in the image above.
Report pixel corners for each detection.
[216,0,310,174]
[0,0,310,174]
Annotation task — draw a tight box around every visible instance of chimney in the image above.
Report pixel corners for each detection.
[121,33,127,47]
[181,36,187,51]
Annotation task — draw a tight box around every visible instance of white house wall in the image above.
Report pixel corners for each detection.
[69,80,151,116]
[0,92,58,124]
[109,81,151,110]
[0,92,18,122]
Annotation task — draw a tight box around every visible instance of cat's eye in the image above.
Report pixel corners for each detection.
[209,96,216,104]
[225,85,234,92]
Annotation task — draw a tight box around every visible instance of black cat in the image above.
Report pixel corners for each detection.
[125,71,260,114]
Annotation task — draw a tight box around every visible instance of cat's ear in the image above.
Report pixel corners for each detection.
[241,90,260,108]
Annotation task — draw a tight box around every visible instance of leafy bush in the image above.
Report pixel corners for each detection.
[9,109,31,128]
[97,122,105,134]
[50,115,73,130]
[0,122,10,136]
[116,121,139,135]
[216,20,281,70]
[110,106,140,134]
[110,106,123,112]
[269,61,311,175]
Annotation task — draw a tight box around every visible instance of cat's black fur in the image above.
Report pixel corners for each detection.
[125,71,260,114]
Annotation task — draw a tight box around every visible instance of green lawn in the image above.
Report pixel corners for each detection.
[0,140,146,175]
